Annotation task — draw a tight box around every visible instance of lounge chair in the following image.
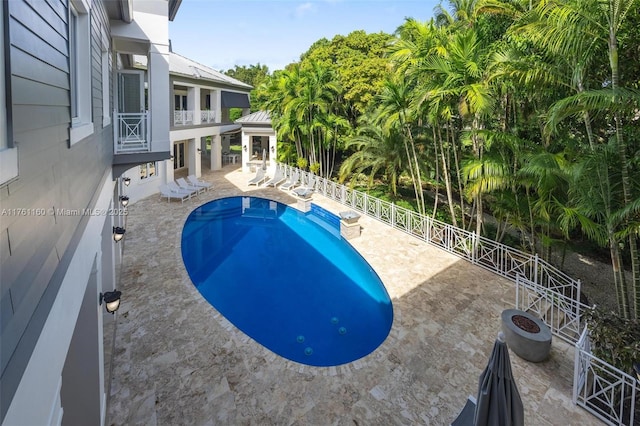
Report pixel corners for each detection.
[159,184,191,204]
[262,166,286,187]
[248,168,267,186]
[292,174,316,198]
[280,170,299,191]
[187,174,213,191]
[168,181,199,198]
[176,177,205,194]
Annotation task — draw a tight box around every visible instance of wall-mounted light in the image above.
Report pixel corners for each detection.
[100,290,122,314]
[123,177,131,186]
[119,196,129,207]
[271,145,275,153]
[197,148,202,154]
[113,226,126,242]
[243,145,247,152]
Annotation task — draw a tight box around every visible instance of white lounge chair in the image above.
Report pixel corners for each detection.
[292,174,316,198]
[159,184,191,203]
[248,168,267,186]
[177,177,205,194]
[262,166,286,187]
[168,181,198,198]
[280,170,299,190]
[187,175,213,191]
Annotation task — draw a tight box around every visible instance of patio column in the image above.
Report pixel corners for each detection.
[268,134,277,173]
[210,135,222,171]
[148,42,170,153]
[188,138,200,177]
[241,131,250,173]
[188,87,200,125]
[165,158,174,184]
[213,90,222,123]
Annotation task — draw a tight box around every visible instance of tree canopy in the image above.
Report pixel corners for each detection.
[255,0,640,320]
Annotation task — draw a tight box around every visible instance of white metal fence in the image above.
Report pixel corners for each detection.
[283,164,581,301]
[574,328,639,426]
[515,275,590,343]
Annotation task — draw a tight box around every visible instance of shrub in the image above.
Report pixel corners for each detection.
[296,157,308,170]
[584,307,640,375]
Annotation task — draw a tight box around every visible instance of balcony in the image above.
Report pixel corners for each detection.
[173,110,217,126]
[114,111,150,154]
[174,110,194,126]
[201,110,216,124]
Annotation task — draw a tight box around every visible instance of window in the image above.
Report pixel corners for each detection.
[139,162,156,180]
[0,0,18,185]
[68,0,93,146]
[173,142,185,169]
[174,94,187,110]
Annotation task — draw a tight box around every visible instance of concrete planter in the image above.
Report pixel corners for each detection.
[339,210,360,224]
[501,309,552,362]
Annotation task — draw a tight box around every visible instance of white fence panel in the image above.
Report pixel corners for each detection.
[574,329,639,426]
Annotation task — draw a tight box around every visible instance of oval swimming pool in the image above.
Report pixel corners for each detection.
[181,196,393,367]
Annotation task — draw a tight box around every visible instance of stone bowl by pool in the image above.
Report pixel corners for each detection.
[181,196,393,367]
[339,210,360,224]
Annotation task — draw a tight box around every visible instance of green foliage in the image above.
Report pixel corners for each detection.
[223,63,269,87]
[309,162,320,174]
[229,108,243,122]
[584,307,640,375]
[223,64,270,112]
[255,0,640,318]
[296,157,308,170]
[300,30,393,120]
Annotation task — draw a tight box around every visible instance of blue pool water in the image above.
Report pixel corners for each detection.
[181,196,393,367]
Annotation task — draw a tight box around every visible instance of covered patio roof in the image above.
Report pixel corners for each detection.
[235,110,271,126]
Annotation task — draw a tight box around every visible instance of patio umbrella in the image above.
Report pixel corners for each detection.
[474,332,524,426]
[262,148,267,170]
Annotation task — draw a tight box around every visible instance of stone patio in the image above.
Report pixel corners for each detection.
[106,165,600,425]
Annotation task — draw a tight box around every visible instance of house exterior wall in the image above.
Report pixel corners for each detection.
[0,0,148,424]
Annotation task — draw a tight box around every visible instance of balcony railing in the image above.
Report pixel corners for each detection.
[114,111,149,154]
[201,110,216,124]
[173,110,194,126]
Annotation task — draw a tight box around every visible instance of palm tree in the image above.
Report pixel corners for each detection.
[338,122,406,197]
[519,0,640,318]
[374,76,427,216]
[419,28,496,236]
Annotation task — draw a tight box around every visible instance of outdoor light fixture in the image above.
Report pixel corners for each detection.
[100,290,122,314]
[119,196,129,207]
[123,177,131,186]
[271,146,275,153]
[243,145,247,152]
[197,148,202,154]
[113,226,126,242]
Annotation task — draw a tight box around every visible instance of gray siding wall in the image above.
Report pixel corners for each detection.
[0,0,113,418]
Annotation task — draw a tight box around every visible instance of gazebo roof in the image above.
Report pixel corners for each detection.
[235,110,271,125]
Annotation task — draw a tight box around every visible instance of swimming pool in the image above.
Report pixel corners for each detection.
[181,196,393,367]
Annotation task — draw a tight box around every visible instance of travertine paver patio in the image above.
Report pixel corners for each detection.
[106,165,600,425]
